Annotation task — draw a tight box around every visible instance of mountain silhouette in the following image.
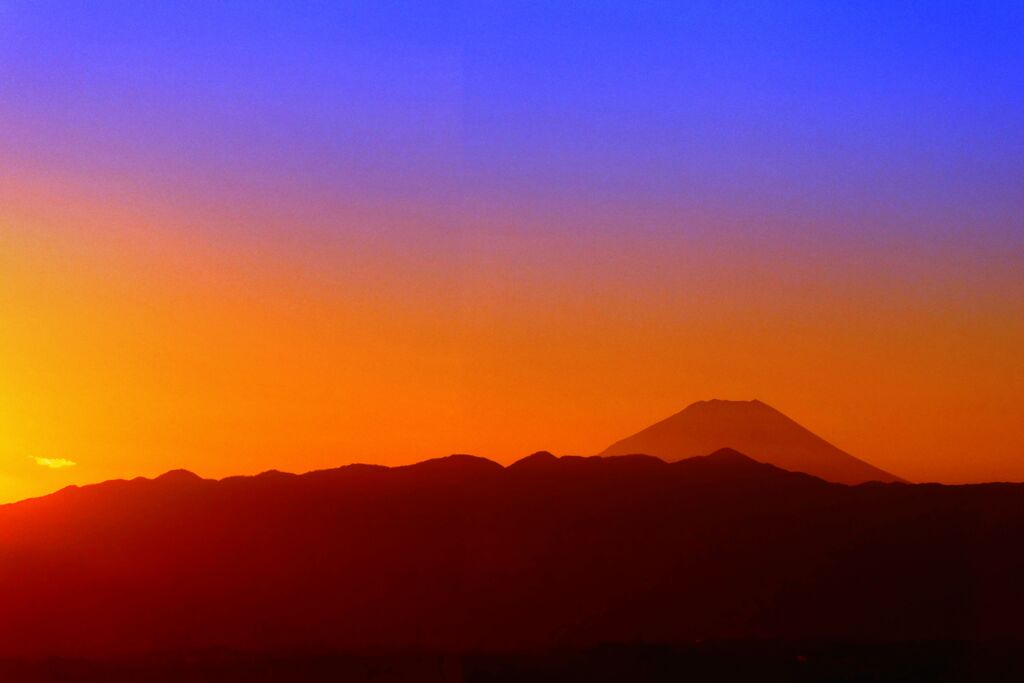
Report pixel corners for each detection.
[600,399,902,484]
[1,449,1021,666]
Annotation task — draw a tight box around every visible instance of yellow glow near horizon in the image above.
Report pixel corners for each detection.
[33,457,77,469]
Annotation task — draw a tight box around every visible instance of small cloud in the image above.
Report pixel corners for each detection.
[33,457,77,469]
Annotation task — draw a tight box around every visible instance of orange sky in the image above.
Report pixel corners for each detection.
[2,173,1022,503]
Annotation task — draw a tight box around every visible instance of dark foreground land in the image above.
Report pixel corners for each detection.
[4,643,1024,683]
[3,450,1024,681]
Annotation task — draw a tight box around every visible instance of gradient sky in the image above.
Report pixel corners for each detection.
[2,1,1023,502]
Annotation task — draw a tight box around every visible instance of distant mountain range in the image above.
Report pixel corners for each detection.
[1,447,1020,661]
[601,399,902,484]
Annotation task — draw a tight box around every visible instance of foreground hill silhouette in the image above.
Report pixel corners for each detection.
[600,399,902,484]
[1,450,1022,680]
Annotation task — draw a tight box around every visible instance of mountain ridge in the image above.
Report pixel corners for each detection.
[0,448,825,511]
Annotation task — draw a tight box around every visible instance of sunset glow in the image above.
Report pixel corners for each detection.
[2,2,1022,503]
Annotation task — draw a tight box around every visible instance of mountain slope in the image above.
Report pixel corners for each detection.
[600,399,901,484]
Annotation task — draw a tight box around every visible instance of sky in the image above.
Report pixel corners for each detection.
[1,1,1023,502]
